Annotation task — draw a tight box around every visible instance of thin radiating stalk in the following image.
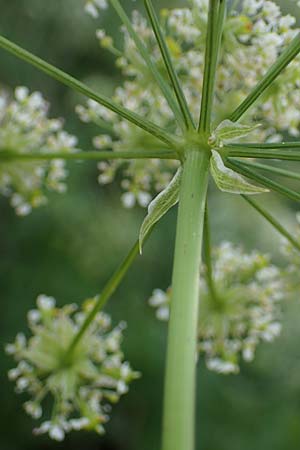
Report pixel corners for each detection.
[67,240,140,356]
[226,158,300,202]
[230,32,300,122]
[144,0,194,129]
[162,149,210,450]
[198,0,226,133]
[0,149,179,161]
[0,35,178,148]
[233,160,300,181]
[109,0,185,130]
[228,142,300,149]
[225,145,300,161]
[242,195,300,252]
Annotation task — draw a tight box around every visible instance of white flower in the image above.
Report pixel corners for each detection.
[149,289,168,307]
[85,0,107,18]
[24,401,42,419]
[137,191,152,208]
[121,192,136,209]
[8,368,21,380]
[69,417,90,430]
[49,425,65,442]
[243,0,263,15]
[27,309,41,325]
[36,294,56,310]
[85,2,99,18]
[15,86,29,102]
[207,358,239,375]
[17,377,29,391]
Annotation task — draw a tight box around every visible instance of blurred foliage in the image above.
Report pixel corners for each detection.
[0,0,300,449]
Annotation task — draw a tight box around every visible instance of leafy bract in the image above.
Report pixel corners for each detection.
[209,119,261,147]
[139,167,182,253]
[210,150,269,195]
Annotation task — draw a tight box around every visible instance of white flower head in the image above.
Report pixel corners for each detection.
[0,87,78,215]
[78,0,300,207]
[149,242,284,374]
[6,295,140,440]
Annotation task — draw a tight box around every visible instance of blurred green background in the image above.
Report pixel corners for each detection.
[1,1,300,449]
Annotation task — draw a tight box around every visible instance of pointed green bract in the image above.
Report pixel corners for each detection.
[209,120,261,147]
[139,167,182,253]
[210,150,268,195]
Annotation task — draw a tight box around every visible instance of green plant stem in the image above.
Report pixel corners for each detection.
[109,0,185,130]
[203,206,219,303]
[0,149,179,162]
[242,195,300,252]
[198,0,226,133]
[144,0,194,130]
[226,158,300,202]
[229,32,300,122]
[162,148,210,450]
[67,240,140,355]
[0,35,177,148]
[225,145,300,161]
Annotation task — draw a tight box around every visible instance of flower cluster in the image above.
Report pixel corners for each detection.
[5,294,139,441]
[79,0,300,206]
[149,242,284,374]
[0,87,77,215]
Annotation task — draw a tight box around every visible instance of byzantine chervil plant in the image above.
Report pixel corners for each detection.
[2,0,300,449]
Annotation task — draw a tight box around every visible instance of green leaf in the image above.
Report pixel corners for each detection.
[210,150,269,195]
[209,120,261,147]
[139,167,182,253]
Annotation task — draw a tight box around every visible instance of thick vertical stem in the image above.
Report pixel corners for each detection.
[162,148,210,450]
